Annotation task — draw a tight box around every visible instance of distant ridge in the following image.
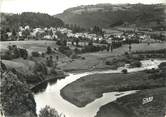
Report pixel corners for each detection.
[55,4,166,29]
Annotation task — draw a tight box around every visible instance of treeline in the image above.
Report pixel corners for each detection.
[133,49,166,54]
[1,12,64,30]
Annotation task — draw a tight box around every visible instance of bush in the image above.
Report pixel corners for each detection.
[47,46,52,54]
[81,57,85,60]
[31,51,40,57]
[39,105,62,117]
[100,40,108,44]
[19,48,28,59]
[58,46,72,57]
[74,48,82,54]
[2,46,29,60]
[34,62,47,75]
[145,68,159,74]
[159,62,166,69]
[56,40,61,45]
[122,69,128,74]
[41,52,45,57]
[0,61,7,72]
[1,51,13,60]
[13,49,21,58]
[124,52,129,56]
[105,61,112,65]
[130,61,142,68]
[46,56,53,67]
[56,39,67,46]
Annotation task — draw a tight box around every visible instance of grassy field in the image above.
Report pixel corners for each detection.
[0,40,58,52]
[0,40,71,69]
[95,87,166,117]
[1,59,35,75]
[60,70,166,107]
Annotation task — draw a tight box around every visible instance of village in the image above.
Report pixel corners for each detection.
[3,25,165,43]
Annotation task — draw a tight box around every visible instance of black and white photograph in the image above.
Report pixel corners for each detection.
[0,0,166,117]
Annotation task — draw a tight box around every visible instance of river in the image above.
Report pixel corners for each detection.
[34,59,166,117]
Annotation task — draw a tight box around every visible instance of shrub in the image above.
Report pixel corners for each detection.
[145,68,159,73]
[105,61,112,65]
[56,40,61,45]
[74,48,81,54]
[19,48,28,59]
[0,61,7,72]
[46,56,53,67]
[124,52,129,56]
[8,45,12,50]
[39,105,62,117]
[58,46,72,57]
[159,62,166,69]
[33,62,47,75]
[122,69,128,74]
[130,61,142,68]
[47,46,52,54]
[31,51,40,57]
[81,57,85,60]
[1,51,13,60]
[56,39,67,46]
[41,52,45,57]
[100,40,108,44]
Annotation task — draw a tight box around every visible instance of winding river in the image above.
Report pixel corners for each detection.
[34,59,166,117]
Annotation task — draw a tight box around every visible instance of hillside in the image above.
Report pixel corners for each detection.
[1,12,64,30]
[55,4,166,29]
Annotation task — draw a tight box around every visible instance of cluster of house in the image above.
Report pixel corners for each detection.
[6,26,70,41]
[5,25,160,44]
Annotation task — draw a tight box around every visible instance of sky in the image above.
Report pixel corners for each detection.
[0,0,166,15]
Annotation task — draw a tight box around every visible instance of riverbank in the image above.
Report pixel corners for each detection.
[95,87,166,117]
[0,70,37,117]
[0,60,66,117]
[60,61,166,107]
[1,59,66,89]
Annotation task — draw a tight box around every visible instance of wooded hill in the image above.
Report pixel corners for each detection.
[1,12,64,30]
[55,4,166,30]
